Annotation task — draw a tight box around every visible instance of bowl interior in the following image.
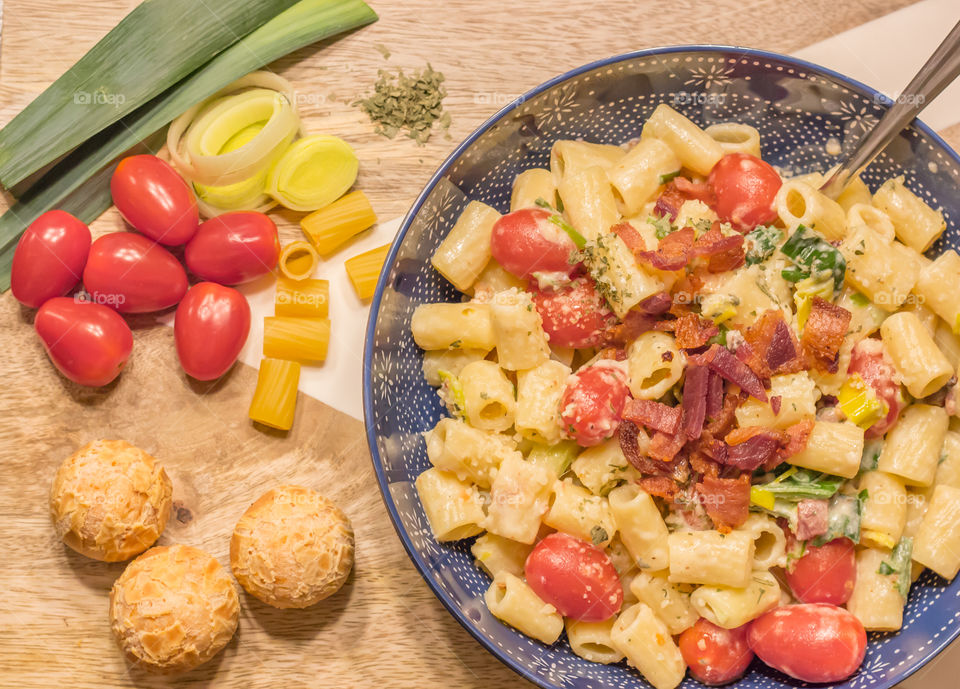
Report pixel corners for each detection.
[364,46,960,689]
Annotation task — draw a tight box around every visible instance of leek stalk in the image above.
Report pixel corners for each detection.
[0,0,305,188]
[0,0,378,290]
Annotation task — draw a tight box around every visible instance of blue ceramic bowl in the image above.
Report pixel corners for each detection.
[363,46,960,689]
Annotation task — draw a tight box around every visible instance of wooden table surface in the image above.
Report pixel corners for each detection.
[0,0,957,687]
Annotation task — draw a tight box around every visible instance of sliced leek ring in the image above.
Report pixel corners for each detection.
[266,135,358,212]
[192,121,275,217]
[167,71,300,187]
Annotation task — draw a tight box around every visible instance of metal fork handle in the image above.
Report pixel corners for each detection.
[820,18,960,199]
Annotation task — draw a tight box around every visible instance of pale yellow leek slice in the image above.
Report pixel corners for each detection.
[301,190,378,255]
[249,358,300,431]
[278,240,319,281]
[167,71,300,187]
[275,277,329,318]
[266,134,358,212]
[193,121,276,217]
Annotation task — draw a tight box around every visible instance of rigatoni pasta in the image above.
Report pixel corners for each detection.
[415,468,486,541]
[430,200,501,291]
[878,404,949,487]
[458,360,516,432]
[608,483,670,571]
[846,548,905,631]
[690,570,781,629]
[873,175,946,252]
[786,421,864,478]
[510,168,557,212]
[565,618,625,664]
[667,531,754,588]
[880,312,954,398]
[485,572,563,644]
[515,360,570,444]
[775,180,847,240]
[489,288,550,370]
[641,103,722,175]
[608,137,681,216]
[610,602,686,689]
[912,485,960,578]
[411,302,496,351]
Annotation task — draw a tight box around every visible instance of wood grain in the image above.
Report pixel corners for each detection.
[0,0,947,687]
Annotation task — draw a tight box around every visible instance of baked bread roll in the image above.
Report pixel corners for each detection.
[49,439,173,561]
[110,544,239,673]
[230,485,354,608]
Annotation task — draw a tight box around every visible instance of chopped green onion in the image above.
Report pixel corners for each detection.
[878,537,914,599]
[811,492,864,546]
[744,225,783,265]
[658,170,681,185]
[754,467,843,501]
[0,0,309,189]
[649,215,674,239]
[534,197,555,211]
[548,214,587,249]
[780,225,846,292]
[0,0,378,290]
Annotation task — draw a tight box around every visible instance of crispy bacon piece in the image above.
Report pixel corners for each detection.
[770,395,782,415]
[623,398,682,435]
[723,432,782,471]
[696,474,751,530]
[742,310,805,377]
[611,222,646,258]
[689,448,722,477]
[604,310,657,346]
[801,297,852,373]
[649,429,686,464]
[705,391,740,437]
[694,344,768,402]
[674,177,716,205]
[654,185,685,221]
[726,425,789,446]
[705,371,724,419]
[682,365,709,441]
[673,271,704,312]
[618,420,679,476]
[781,419,814,459]
[796,499,830,541]
[638,290,673,315]
[639,476,679,501]
[691,223,746,273]
[674,313,719,349]
[638,226,695,271]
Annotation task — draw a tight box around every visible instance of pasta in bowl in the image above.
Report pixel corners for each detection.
[363,46,960,689]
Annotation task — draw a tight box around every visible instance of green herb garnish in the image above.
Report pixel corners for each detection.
[744,225,783,265]
[780,225,846,292]
[356,64,450,145]
[879,537,914,599]
[658,170,681,185]
[590,526,609,546]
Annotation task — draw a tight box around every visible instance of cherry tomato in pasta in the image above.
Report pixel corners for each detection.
[748,604,867,683]
[848,337,906,437]
[524,532,622,622]
[707,153,781,232]
[490,208,578,280]
[530,276,616,348]
[679,619,754,686]
[785,538,856,605]
[560,362,630,447]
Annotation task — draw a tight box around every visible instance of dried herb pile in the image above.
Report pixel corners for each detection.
[355,64,451,144]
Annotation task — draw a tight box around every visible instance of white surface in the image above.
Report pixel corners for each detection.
[792,0,960,132]
[160,216,402,421]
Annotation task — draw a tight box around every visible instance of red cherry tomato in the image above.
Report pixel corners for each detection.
[34,297,133,387]
[524,532,622,622]
[707,153,781,232]
[849,337,906,437]
[560,362,630,446]
[174,283,251,381]
[83,232,188,313]
[530,276,616,348]
[748,604,867,683]
[785,538,856,605]
[10,210,92,308]
[184,212,280,285]
[490,208,578,280]
[679,619,754,686]
[110,155,199,245]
